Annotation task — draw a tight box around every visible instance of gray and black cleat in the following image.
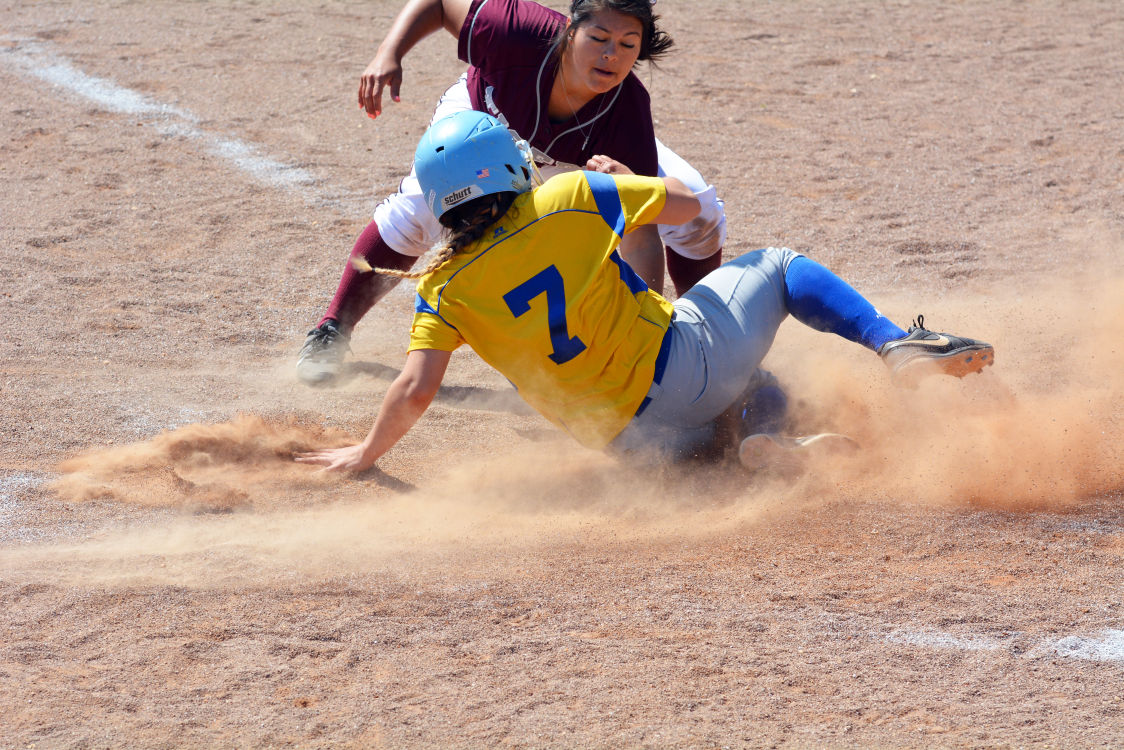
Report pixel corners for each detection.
[296,320,351,384]
[877,315,994,387]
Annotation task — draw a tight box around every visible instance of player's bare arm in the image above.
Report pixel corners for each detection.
[296,348,452,472]
[359,0,474,118]
[655,177,700,226]
[618,225,665,293]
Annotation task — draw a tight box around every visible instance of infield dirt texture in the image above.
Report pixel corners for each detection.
[2,1,1123,747]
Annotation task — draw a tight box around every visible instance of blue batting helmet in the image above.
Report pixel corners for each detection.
[414,111,536,221]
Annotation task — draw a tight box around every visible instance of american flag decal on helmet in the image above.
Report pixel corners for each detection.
[476,168,490,178]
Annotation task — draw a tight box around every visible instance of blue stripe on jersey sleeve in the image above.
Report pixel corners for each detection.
[415,291,461,334]
[583,170,626,237]
[609,250,649,295]
[414,293,439,316]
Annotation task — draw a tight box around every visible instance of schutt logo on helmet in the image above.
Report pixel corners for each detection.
[442,186,476,207]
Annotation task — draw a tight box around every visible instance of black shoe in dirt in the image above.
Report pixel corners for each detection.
[296,320,351,384]
[738,433,860,475]
[877,315,994,387]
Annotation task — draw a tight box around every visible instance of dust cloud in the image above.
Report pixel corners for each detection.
[51,414,354,511]
[8,438,769,589]
[769,260,1123,510]
[7,259,1121,587]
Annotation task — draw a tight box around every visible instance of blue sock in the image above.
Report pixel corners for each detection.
[783,255,906,351]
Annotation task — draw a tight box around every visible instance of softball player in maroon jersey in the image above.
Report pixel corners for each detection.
[297,0,727,384]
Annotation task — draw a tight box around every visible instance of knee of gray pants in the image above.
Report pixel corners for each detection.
[657,247,801,422]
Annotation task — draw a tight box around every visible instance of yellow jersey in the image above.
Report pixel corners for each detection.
[408,170,674,448]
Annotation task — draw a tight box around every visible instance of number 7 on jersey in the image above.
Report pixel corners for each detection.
[503,265,587,365]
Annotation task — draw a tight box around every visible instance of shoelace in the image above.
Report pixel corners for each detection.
[307,325,350,354]
[310,326,338,342]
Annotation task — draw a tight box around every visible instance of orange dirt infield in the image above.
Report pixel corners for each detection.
[2,1,1122,746]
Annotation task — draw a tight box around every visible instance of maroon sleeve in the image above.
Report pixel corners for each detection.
[458,0,563,70]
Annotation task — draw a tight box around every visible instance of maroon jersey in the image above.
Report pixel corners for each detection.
[457,0,658,176]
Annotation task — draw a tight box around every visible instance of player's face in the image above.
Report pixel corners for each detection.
[564,10,644,97]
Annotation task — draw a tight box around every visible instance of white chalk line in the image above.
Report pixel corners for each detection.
[0,472,44,507]
[883,625,1124,664]
[804,608,1124,666]
[883,627,1003,653]
[1,36,350,207]
[0,472,47,539]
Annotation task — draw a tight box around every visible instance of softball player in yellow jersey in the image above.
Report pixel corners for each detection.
[408,168,674,448]
[297,111,994,474]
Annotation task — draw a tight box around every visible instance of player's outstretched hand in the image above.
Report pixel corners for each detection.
[358,49,403,119]
[585,155,633,175]
[295,444,375,474]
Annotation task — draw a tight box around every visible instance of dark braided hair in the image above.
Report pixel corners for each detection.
[374,192,519,279]
[552,0,674,64]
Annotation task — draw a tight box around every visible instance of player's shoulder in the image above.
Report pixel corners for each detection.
[414,269,446,301]
[532,170,663,208]
[503,0,566,29]
[541,169,590,190]
[415,248,474,294]
[467,0,564,45]
[530,171,598,209]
